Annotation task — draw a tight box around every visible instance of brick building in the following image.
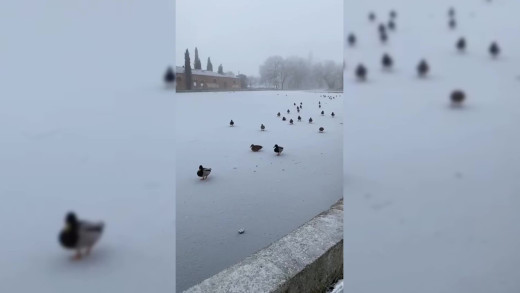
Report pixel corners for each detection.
[176,66,241,91]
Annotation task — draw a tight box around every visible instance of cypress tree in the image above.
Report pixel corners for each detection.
[184,49,192,90]
[207,57,213,71]
[194,47,202,70]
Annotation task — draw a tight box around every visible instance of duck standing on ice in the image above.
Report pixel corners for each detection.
[197,165,212,180]
[59,212,104,260]
[250,144,263,152]
[273,144,284,156]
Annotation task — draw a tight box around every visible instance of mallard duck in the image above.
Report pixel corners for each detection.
[164,67,175,83]
[450,90,465,105]
[229,120,234,126]
[456,37,466,52]
[417,59,429,77]
[250,144,263,152]
[380,31,388,43]
[449,19,456,29]
[347,33,356,46]
[274,144,284,156]
[356,64,367,80]
[261,124,265,131]
[368,12,376,22]
[287,109,290,114]
[321,110,325,115]
[309,117,313,123]
[297,115,302,122]
[489,42,500,57]
[277,112,281,117]
[378,23,386,34]
[388,20,396,31]
[319,127,325,132]
[282,117,286,121]
[331,112,335,117]
[59,212,104,260]
[382,53,393,69]
[197,165,211,180]
[448,7,455,18]
[319,104,321,108]
[289,119,294,124]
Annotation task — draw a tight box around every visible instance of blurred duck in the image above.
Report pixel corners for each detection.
[197,165,212,180]
[59,212,104,260]
[250,144,263,152]
[274,144,284,156]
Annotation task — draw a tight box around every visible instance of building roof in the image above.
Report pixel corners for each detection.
[176,66,238,79]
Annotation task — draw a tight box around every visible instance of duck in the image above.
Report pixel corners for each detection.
[489,42,500,57]
[319,104,321,108]
[417,59,429,77]
[387,20,396,31]
[382,53,393,69]
[347,33,356,46]
[250,144,263,152]
[456,37,466,52]
[450,90,466,105]
[287,109,290,114]
[449,18,456,29]
[229,120,234,126]
[331,112,335,117]
[261,124,265,131]
[277,112,281,117]
[356,64,367,80]
[59,212,104,260]
[297,115,302,122]
[289,119,294,124]
[319,127,325,133]
[321,110,325,115]
[274,144,284,156]
[368,12,376,22]
[378,23,386,34]
[309,117,313,123]
[297,108,300,113]
[380,31,388,43]
[197,165,212,180]
[282,117,286,121]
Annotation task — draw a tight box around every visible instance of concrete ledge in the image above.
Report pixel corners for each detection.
[184,198,343,293]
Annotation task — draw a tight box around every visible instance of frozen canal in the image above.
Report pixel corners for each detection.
[176,90,343,291]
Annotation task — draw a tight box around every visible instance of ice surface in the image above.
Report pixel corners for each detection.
[344,0,520,292]
[0,1,175,292]
[176,90,343,291]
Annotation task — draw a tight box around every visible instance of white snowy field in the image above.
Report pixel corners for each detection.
[176,90,343,291]
[345,0,520,292]
[0,1,174,292]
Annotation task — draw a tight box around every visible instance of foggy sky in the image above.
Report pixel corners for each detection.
[176,0,343,77]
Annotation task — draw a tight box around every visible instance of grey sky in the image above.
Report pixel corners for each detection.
[176,0,343,77]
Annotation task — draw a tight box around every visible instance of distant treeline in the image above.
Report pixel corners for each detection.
[255,55,343,91]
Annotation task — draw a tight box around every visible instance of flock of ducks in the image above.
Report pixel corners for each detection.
[348,4,506,106]
[197,93,341,181]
